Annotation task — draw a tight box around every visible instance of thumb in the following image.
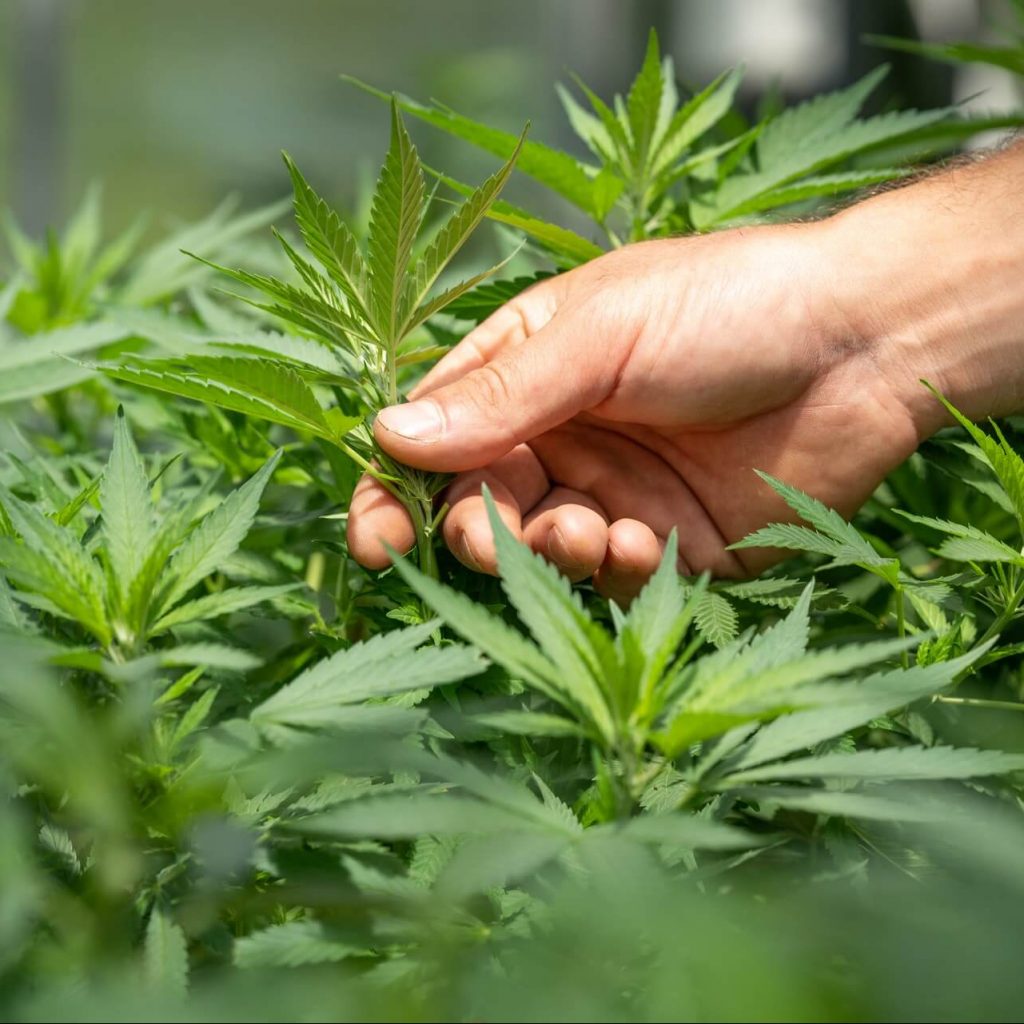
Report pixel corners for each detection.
[374,317,619,472]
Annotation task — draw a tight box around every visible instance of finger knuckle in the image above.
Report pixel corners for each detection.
[470,362,518,416]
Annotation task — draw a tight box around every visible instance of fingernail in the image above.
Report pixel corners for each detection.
[376,401,443,442]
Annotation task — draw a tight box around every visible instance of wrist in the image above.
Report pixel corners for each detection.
[818,143,1024,439]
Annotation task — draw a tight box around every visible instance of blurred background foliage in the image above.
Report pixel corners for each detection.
[2,0,1021,242]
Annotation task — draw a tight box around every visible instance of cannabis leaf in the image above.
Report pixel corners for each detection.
[107,101,524,577]
[0,412,285,661]
[251,620,486,736]
[144,908,189,996]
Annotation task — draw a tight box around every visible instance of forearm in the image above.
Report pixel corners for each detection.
[821,139,1024,436]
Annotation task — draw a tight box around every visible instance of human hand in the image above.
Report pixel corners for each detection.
[347,219,934,604]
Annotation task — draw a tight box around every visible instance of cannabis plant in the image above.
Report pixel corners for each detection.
[391,488,1024,824]
[104,102,525,577]
[0,408,289,666]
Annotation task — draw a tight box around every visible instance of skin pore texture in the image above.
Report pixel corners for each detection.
[347,141,1024,606]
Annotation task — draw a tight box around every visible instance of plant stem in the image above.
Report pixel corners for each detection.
[387,343,399,408]
[409,495,440,581]
[895,585,909,669]
[616,738,647,820]
[933,695,1024,712]
[416,521,438,581]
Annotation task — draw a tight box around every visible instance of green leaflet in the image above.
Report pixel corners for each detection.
[101,407,155,612]
[234,921,368,969]
[445,272,555,324]
[155,452,280,615]
[201,246,375,348]
[424,171,603,264]
[117,195,291,306]
[689,65,953,229]
[693,590,739,649]
[0,574,32,632]
[716,167,911,220]
[867,33,1024,77]
[938,536,1024,563]
[0,487,110,645]
[404,245,522,336]
[591,812,761,851]
[150,583,302,635]
[625,29,666,178]
[471,710,587,739]
[655,587,929,755]
[144,908,189,996]
[925,384,1024,533]
[484,490,618,741]
[650,67,744,178]
[102,357,359,443]
[145,644,261,672]
[282,153,369,318]
[723,745,1024,785]
[720,646,990,773]
[251,621,486,732]
[734,785,949,822]
[348,78,599,214]
[0,322,132,404]
[292,792,531,839]
[168,686,219,754]
[433,832,572,902]
[390,554,572,710]
[620,542,702,702]
[755,65,891,167]
[717,575,833,609]
[410,132,525,312]
[367,99,427,347]
[0,322,129,371]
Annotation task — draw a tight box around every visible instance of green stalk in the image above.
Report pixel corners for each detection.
[387,341,399,408]
[934,695,1024,712]
[408,494,440,582]
[416,517,438,581]
[895,584,909,670]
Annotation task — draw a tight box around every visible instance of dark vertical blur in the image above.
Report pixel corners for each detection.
[847,0,955,110]
[11,0,68,236]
